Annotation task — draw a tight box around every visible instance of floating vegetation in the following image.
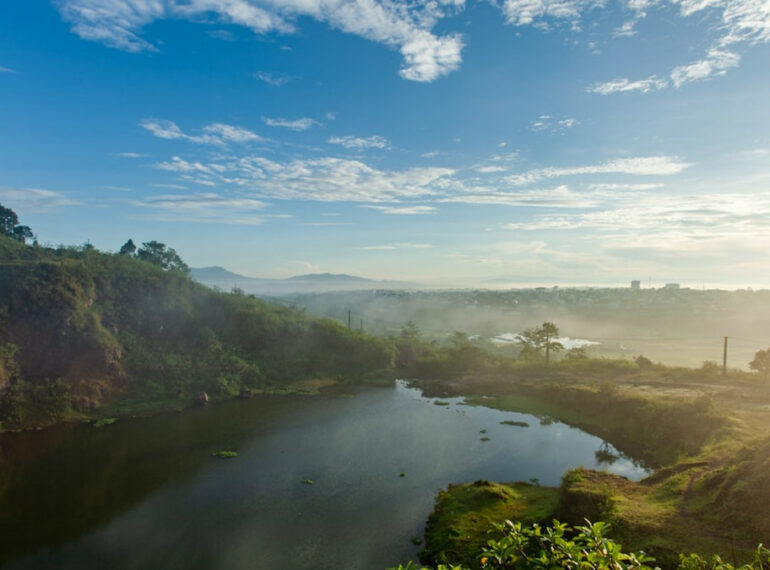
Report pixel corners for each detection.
[399,472,407,477]
[479,429,487,434]
[501,420,530,428]
[433,401,450,406]
[211,450,238,458]
[92,418,117,428]
[410,536,423,545]
[480,437,490,442]
[301,479,314,485]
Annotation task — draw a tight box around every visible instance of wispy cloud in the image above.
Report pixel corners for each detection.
[206,29,235,41]
[0,66,17,73]
[153,155,454,202]
[151,183,188,190]
[263,116,319,131]
[114,152,146,158]
[529,115,579,133]
[506,156,692,186]
[328,135,390,150]
[587,76,668,95]
[135,192,268,224]
[442,185,604,208]
[56,0,465,82]
[254,71,295,86]
[0,187,81,211]
[358,242,433,250]
[503,192,770,238]
[140,119,263,145]
[361,205,437,215]
[670,48,741,87]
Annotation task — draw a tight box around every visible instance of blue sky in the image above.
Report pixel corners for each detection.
[1,0,769,286]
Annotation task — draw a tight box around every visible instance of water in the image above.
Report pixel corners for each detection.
[0,381,646,569]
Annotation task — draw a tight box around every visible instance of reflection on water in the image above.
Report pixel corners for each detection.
[0,381,647,569]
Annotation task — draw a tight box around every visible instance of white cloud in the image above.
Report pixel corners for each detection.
[207,29,235,41]
[56,0,465,82]
[358,242,433,250]
[263,116,318,131]
[421,150,440,158]
[529,115,579,133]
[328,135,390,150]
[254,71,294,86]
[442,185,604,208]
[361,205,437,215]
[140,119,263,145]
[114,152,146,158]
[136,192,268,224]
[587,76,668,94]
[501,0,595,27]
[670,48,740,87]
[506,156,692,186]
[0,66,17,73]
[503,193,770,243]
[151,183,188,189]
[613,21,637,36]
[0,187,81,212]
[476,166,508,173]
[153,154,455,202]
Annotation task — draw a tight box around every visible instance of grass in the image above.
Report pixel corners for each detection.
[421,480,559,569]
[411,363,770,567]
[92,417,117,427]
[500,420,529,428]
[211,450,238,458]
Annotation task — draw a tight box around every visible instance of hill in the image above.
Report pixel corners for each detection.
[190,266,417,295]
[0,237,395,431]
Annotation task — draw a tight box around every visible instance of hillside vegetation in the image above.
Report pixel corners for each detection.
[0,235,394,431]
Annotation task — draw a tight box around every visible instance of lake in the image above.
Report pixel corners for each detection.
[0,381,647,569]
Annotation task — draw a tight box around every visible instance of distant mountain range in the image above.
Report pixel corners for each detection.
[190,266,417,295]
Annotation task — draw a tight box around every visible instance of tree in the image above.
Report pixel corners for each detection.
[11,225,34,244]
[0,204,19,237]
[749,348,770,379]
[119,238,137,256]
[517,321,563,364]
[0,203,35,243]
[136,240,189,273]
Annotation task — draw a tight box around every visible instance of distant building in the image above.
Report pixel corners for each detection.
[664,283,681,289]
[631,280,640,290]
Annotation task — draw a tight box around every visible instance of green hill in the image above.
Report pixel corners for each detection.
[0,235,394,431]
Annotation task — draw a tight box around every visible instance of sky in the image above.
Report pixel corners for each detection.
[1,0,769,287]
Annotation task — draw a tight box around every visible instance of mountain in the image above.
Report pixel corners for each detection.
[190,267,418,295]
[286,273,373,283]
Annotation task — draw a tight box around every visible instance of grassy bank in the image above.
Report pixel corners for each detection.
[410,359,770,567]
[421,481,559,569]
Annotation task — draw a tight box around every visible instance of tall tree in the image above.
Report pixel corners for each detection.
[12,225,34,244]
[750,348,770,379]
[119,238,137,256]
[137,240,189,273]
[0,204,20,237]
[517,321,563,364]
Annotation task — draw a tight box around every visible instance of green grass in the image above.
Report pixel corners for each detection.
[92,417,117,427]
[211,450,238,458]
[500,420,529,428]
[421,480,559,569]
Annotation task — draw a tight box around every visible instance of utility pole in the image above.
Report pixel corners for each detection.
[347,310,351,329]
[722,336,728,376]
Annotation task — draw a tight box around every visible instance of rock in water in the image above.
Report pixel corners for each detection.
[196,391,209,406]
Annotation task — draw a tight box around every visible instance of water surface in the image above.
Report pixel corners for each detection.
[0,381,646,569]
